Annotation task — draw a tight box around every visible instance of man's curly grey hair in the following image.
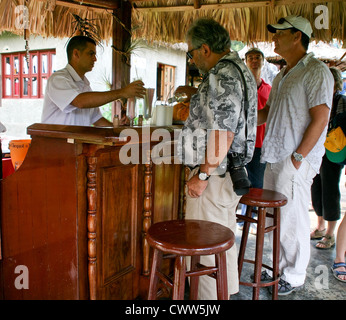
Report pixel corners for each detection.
[186,18,231,54]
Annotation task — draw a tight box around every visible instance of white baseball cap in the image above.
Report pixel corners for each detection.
[267,15,313,38]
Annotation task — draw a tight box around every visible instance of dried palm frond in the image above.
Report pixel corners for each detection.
[71,13,103,44]
[112,38,147,66]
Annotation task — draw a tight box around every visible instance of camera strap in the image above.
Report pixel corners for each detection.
[225,59,249,159]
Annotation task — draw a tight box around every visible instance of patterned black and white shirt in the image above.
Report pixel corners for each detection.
[178,51,257,169]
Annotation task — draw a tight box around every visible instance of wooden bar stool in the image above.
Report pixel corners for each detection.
[237,188,287,300]
[146,219,235,300]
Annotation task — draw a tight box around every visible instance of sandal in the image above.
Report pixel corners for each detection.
[310,228,326,240]
[316,235,335,249]
[331,262,346,283]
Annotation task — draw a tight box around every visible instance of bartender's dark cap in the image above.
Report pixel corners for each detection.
[267,15,313,38]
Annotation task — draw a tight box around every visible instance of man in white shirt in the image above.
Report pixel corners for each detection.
[258,15,333,295]
[41,36,145,126]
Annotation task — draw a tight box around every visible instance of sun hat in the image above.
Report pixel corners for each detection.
[267,15,313,38]
[324,126,346,164]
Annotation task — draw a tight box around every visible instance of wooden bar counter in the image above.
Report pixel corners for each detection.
[0,123,185,300]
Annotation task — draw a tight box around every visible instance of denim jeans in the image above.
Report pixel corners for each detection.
[239,147,266,221]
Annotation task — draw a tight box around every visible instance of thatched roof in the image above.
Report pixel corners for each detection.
[0,0,113,40]
[0,0,345,46]
[132,0,346,46]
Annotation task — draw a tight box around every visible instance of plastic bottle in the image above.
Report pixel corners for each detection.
[113,115,119,128]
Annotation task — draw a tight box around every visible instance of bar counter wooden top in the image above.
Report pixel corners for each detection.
[0,123,186,300]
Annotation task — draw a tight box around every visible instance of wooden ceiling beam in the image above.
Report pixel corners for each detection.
[35,0,106,13]
[37,0,121,12]
[133,0,343,12]
[134,1,271,12]
[59,0,120,10]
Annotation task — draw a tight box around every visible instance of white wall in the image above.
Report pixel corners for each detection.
[130,41,187,101]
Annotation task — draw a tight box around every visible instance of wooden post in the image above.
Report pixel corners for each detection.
[87,156,98,300]
[111,1,132,118]
[142,150,153,276]
[182,166,190,219]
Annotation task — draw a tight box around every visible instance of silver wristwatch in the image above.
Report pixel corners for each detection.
[198,169,210,181]
[292,151,304,162]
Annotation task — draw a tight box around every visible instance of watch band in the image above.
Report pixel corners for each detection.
[198,168,210,181]
[293,151,304,162]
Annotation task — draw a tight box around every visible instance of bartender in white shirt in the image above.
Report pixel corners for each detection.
[41,35,145,126]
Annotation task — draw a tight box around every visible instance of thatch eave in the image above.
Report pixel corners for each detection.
[0,0,345,46]
[131,0,346,46]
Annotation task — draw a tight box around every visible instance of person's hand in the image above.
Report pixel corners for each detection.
[186,174,208,198]
[123,80,146,99]
[290,155,302,170]
[120,114,130,126]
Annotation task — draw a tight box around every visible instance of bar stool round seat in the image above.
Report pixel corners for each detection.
[237,188,288,300]
[146,219,235,300]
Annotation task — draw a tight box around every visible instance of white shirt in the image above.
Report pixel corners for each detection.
[41,64,102,126]
[261,52,333,173]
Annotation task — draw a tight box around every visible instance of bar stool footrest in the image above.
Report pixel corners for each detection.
[157,270,174,289]
[186,263,218,278]
[239,279,280,288]
[240,259,280,288]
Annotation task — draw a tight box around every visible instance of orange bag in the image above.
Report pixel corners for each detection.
[173,102,190,121]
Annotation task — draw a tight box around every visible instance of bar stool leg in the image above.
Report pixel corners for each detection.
[215,252,228,300]
[253,207,266,300]
[172,255,186,300]
[237,205,253,279]
[189,255,200,300]
[148,249,163,300]
[271,208,281,300]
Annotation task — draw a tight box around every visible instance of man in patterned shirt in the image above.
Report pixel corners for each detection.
[258,15,334,295]
[178,18,257,299]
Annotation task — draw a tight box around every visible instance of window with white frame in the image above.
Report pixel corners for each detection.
[2,50,56,99]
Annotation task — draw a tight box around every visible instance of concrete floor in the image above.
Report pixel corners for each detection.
[232,173,346,300]
[232,215,346,300]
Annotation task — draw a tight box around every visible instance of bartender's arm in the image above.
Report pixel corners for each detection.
[93,117,112,127]
[187,130,234,198]
[71,80,146,109]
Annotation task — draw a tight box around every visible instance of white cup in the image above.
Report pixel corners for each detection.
[156,105,166,126]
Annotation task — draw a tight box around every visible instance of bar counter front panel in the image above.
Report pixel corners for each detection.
[0,124,185,300]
